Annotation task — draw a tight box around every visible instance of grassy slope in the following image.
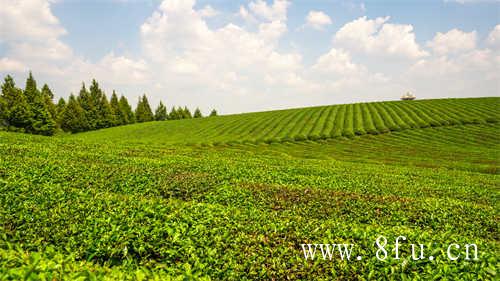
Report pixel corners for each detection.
[1,124,499,280]
[205,124,500,173]
[69,97,500,145]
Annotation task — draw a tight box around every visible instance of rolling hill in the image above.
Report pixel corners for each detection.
[69,97,499,145]
[0,97,498,280]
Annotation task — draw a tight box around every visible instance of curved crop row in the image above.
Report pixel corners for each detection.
[73,97,499,145]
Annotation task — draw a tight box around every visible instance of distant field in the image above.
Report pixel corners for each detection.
[0,98,499,280]
[71,97,499,145]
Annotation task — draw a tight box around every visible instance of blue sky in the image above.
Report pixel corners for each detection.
[1,0,499,114]
[51,1,498,63]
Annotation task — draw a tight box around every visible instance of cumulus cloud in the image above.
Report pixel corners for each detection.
[334,16,428,59]
[198,5,219,18]
[0,0,152,104]
[0,0,497,114]
[247,0,289,21]
[486,24,500,49]
[426,29,477,55]
[304,11,332,30]
[0,58,25,73]
[312,48,362,75]
[138,0,320,111]
[0,0,66,43]
[406,26,499,99]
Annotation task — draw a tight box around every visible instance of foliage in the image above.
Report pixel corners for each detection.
[41,84,57,121]
[155,101,168,121]
[1,73,210,135]
[110,91,122,126]
[74,97,499,146]
[135,94,154,123]
[193,108,203,118]
[60,94,87,133]
[0,121,498,279]
[119,95,135,125]
[0,75,32,130]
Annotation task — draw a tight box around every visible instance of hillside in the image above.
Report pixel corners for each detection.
[0,97,499,279]
[70,97,499,145]
[0,121,498,279]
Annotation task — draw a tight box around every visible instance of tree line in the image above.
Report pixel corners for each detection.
[0,72,218,135]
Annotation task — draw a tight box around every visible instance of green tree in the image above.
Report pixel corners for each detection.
[0,89,5,127]
[29,95,57,135]
[24,71,38,101]
[23,73,56,135]
[41,84,57,120]
[77,82,93,130]
[169,107,179,120]
[119,95,135,124]
[209,109,218,117]
[155,101,168,121]
[0,75,32,130]
[61,94,87,133]
[96,93,114,129]
[88,79,112,129]
[109,91,121,125]
[135,94,154,123]
[182,106,192,119]
[55,97,66,126]
[193,108,203,118]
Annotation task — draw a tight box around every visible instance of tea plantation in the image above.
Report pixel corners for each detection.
[73,97,499,145]
[0,97,498,280]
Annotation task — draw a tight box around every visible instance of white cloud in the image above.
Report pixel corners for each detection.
[9,40,73,62]
[0,0,72,74]
[310,48,391,95]
[238,6,255,23]
[248,0,289,21]
[0,0,497,114]
[406,50,499,98]
[0,0,152,104]
[312,48,361,75]
[138,0,325,112]
[0,58,26,73]
[335,16,428,59]
[427,29,477,55]
[304,11,332,30]
[486,24,500,49]
[97,53,150,84]
[0,0,66,43]
[407,26,499,99]
[198,5,219,18]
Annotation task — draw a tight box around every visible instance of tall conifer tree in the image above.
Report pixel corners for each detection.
[88,79,104,129]
[155,101,168,121]
[182,106,192,119]
[23,73,56,135]
[61,94,86,133]
[55,97,66,126]
[169,107,179,120]
[41,84,57,120]
[109,91,121,125]
[193,108,203,118]
[97,94,114,129]
[135,94,154,122]
[77,82,93,130]
[24,71,38,101]
[0,75,32,130]
[119,95,135,124]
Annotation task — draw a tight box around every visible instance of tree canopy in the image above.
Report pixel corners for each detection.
[0,72,216,135]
